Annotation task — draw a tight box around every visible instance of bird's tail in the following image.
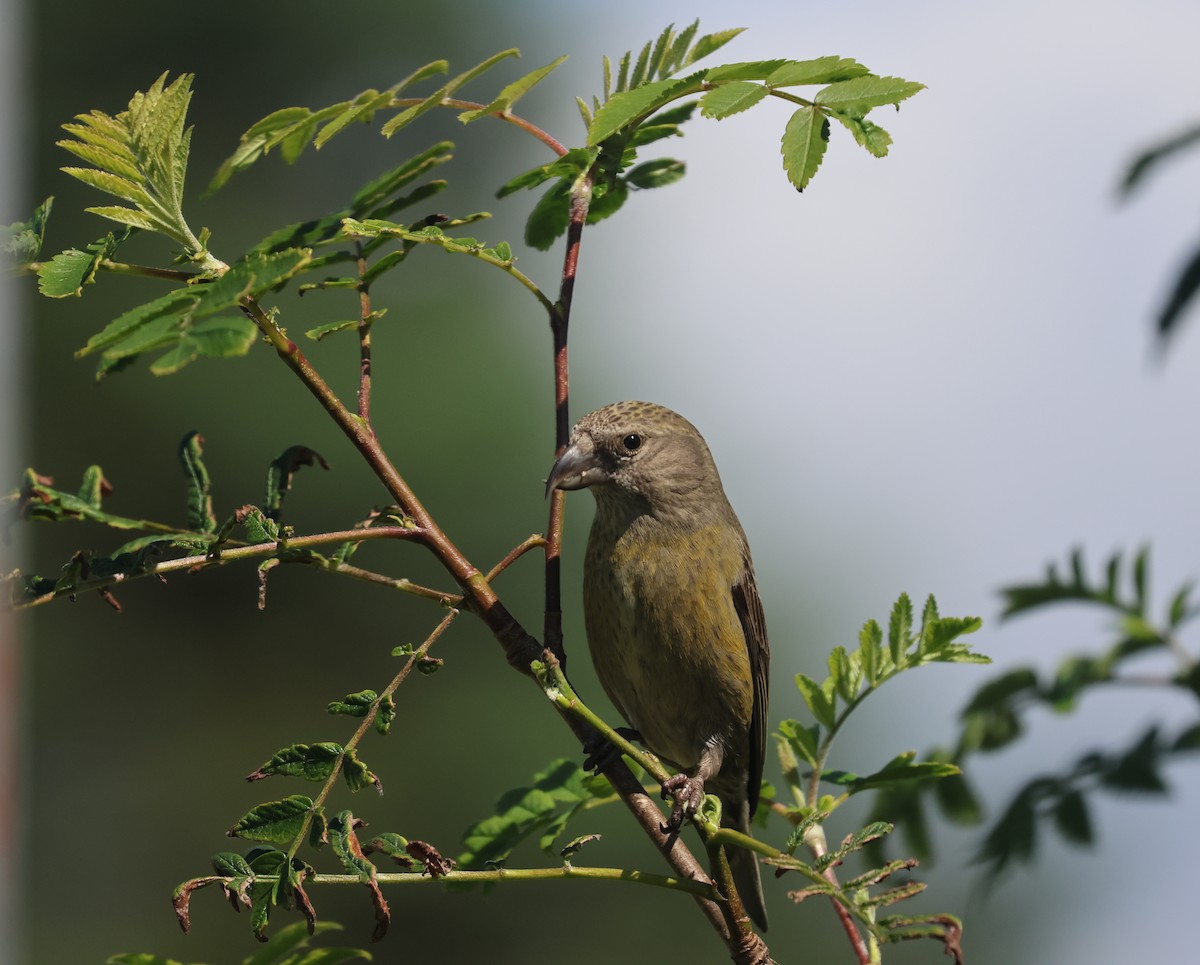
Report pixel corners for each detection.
[724,798,768,931]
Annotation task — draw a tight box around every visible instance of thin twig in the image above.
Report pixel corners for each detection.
[485,534,548,583]
[355,241,374,426]
[9,526,439,610]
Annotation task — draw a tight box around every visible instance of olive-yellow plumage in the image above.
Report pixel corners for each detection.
[547,401,770,931]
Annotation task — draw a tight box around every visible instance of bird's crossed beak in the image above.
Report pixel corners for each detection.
[545,440,602,497]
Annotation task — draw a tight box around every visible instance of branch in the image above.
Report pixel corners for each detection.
[9,526,454,610]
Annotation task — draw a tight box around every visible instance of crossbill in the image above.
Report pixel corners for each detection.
[546,400,770,931]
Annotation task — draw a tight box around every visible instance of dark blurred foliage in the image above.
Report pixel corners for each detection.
[1119,121,1200,343]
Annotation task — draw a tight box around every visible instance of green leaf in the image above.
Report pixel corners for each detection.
[1120,123,1200,195]
[2,197,53,260]
[179,430,217,534]
[888,593,914,668]
[247,743,342,783]
[625,158,686,189]
[705,60,789,82]
[37,229,131,298]
[850,760,960,792]
[524,179,572,251]
[314,88,397,149]
[58,73,218,266]
[351,141,455,214]
[38,248,101,298]
[684,28,747,66]
[780,106,829,192]
[766,57,871,87]
[858,618,883,686]
[458,56,568,122]
[342,749,380,793]
[795,672,836,729]
[457,759,597,869]
[815,75,925,114]
[264,445,330,521]
[828,112,893,157]
[228,795,316,844]
[381,49,521,137]
[778,718,820,769]
[587,74,703,146]
[329,692,382,718]
[1052,789,1093,845]
[960,668,1038,715]
[933,769,983,825]
[699,81,768,119]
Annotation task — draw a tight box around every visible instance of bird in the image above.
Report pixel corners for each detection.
[545,400,770,931]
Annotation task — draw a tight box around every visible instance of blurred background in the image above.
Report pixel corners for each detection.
[4,0,1200,962]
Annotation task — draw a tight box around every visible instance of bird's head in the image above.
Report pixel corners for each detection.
[545,401,725,517]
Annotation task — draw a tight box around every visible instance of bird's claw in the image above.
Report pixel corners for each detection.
[659,773,705,835]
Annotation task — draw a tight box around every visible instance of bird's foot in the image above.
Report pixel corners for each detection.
[582,726,642,773]
[660,773,705,834]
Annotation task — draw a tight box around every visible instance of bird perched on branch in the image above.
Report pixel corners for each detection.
[546,400,770,931]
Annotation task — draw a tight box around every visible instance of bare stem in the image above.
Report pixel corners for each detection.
[355,242,374,425]
[485,534,548,583]
[542,172,593,663]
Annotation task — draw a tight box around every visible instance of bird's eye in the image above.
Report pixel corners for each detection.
[622,433,642,452]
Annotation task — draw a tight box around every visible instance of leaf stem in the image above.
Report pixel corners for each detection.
[284,608,459,868]
[389,97,568,156]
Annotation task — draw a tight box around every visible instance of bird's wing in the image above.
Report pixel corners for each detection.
[732,547,770,816]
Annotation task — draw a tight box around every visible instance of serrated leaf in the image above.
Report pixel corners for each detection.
[684,28,746,66]
[314,88,395,149]
[37,248,101,298]
[587,74,703,146]
[815,75,925,114]
[767,57,870,88]
[705,60,789,82]
[228,795,315,844]
[83,205,157,231]
[179,430,217,533]
[305,320,359,341]
[458,56,568,122]
[342,749,380,793]
[778,718,820,769]
[795,672,836,729]
[858,618,882,685]
[700,81,768,119]
[61,167,151,206]
[888,593,914,667]
[828,112,893,157]
[247,743,342,783]
[780,106,829,192]
[1,197,53,261]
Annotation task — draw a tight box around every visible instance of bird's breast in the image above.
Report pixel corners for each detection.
[582,515,754,773]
